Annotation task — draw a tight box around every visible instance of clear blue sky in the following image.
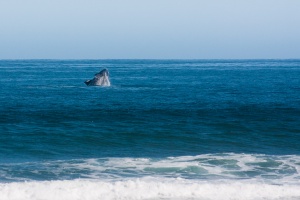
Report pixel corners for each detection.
[1,0,299,59]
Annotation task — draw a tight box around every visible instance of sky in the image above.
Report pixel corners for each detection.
[0,0,300,59]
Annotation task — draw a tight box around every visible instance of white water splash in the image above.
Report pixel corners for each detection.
[0,178,300,200]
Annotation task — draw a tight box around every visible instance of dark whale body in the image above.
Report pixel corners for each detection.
[84,69,110,86]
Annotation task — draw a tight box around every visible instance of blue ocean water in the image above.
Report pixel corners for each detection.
[0,60,300,200]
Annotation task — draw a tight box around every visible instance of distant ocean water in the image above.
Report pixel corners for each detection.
[0,59,299,200]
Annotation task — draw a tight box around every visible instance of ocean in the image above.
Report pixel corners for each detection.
[0,59,299,200]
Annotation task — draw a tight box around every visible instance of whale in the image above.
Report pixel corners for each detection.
[84,69,110,86]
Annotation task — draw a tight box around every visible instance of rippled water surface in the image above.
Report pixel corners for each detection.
[0,60,299,199]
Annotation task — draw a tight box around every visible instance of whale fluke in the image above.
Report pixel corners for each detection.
[84,69,110,86]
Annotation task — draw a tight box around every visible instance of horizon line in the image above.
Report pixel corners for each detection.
[1,58,300,61]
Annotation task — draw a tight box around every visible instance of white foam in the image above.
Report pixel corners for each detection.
[0,178,299,200]
[84,154,300,182]
[3,153,299,182]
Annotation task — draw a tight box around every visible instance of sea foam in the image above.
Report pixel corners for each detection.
[0,178,299,200]
[1,154,299,183]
